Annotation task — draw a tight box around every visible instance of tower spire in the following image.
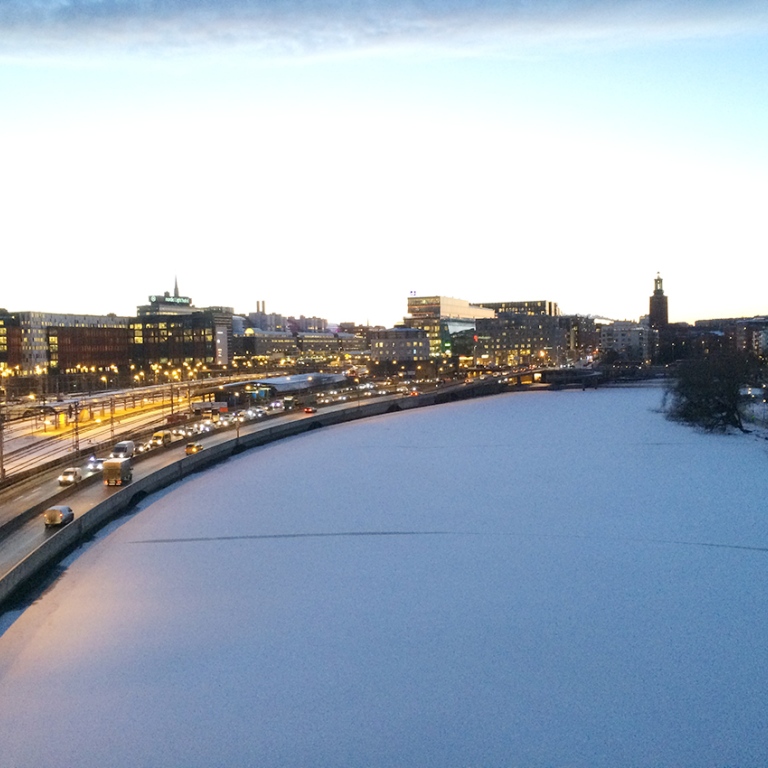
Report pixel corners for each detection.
[174,276,179,298]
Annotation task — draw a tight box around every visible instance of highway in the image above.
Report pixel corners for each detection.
[0,406,320,579]
[0,379,429,583]
[0,373,531,602]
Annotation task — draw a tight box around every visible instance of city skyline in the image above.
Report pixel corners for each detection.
[1,1,767,326]
[0,273,763,330]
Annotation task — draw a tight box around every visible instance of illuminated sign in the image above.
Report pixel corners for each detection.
[149,295,192,306]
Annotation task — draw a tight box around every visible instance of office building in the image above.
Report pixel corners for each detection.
[405,296,494,357]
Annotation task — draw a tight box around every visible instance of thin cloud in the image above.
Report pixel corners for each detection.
[0,0,766,57]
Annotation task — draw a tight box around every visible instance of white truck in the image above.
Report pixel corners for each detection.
[103,458,133,486]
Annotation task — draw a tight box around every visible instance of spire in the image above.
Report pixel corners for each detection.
[174,276,179,298]
[654,272,664,296]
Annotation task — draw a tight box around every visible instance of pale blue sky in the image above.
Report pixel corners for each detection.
[1,1,766,326]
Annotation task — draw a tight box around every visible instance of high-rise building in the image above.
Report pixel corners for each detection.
[649,273,669,330]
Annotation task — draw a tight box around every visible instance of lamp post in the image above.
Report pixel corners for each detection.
[72,400,80,453]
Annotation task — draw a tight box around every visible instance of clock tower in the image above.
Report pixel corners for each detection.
[649,273,668,330]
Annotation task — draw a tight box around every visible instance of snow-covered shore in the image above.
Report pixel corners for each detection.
[1,386,767,767]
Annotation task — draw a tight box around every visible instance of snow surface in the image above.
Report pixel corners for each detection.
[1,385,767,768]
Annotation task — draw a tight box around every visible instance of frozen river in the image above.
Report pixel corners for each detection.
[1,385,767,767]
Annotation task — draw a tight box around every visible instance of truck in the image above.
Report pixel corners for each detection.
[103,458,133,486]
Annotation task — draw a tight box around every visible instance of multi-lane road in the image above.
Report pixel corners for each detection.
[0,373,521,604]
[0,377,439,581]
[0,404,324,582]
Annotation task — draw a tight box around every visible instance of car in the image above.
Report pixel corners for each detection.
[43,505,74,528]
[58,467,82,486]
[86,456,107,472]
[185,443,204,455]
[304,407,317,414]
[135,441,154,454]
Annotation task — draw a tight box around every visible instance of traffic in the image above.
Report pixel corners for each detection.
[0,372,504,602]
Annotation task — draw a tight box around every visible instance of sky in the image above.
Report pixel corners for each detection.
[1,386,768,766]
[1,1,767,327]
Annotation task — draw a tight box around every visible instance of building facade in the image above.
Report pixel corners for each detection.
[478,300,560,317]
[369,327,431,376]
[369,327,430,363]
[0,311,22,372]
[11,312,131,375]
[405,296,495,358]
[599,321,654,362]
[475,314,567,367]
[129,312,221,371]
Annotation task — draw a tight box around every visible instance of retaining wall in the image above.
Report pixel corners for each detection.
[0,381,509,609]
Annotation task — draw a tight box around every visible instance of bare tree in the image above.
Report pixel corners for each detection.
[664,351,761,432]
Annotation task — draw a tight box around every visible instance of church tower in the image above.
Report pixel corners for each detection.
[649,273,668,330]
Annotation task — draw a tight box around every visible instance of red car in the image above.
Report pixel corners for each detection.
[304,407,317,414]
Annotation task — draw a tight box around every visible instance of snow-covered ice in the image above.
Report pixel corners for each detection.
[1,385,767,767]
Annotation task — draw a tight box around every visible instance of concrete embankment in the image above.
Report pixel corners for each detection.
[0,380,509,610]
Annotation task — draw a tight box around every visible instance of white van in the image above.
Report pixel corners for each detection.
[110,440,136,459]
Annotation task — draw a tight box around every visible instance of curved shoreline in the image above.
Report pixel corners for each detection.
[0,376,517,610]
